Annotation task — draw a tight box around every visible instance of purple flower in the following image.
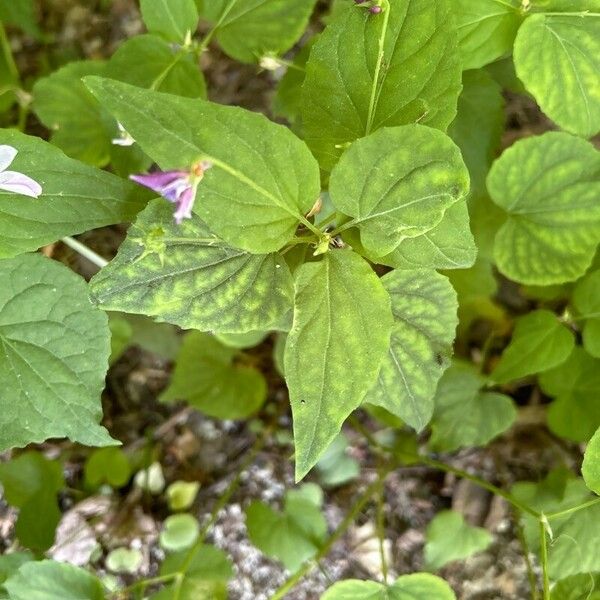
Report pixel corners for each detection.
[130,161,213,224]
[0,145,42,198]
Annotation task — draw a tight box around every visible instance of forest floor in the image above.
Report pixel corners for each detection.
[0,1,589,599]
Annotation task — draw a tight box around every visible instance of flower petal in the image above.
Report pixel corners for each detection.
[130,170,188,195]
[0,145,18,172]
[0,171,42,198]
[173,187,196,224]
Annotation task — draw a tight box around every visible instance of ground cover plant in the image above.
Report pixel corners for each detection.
[0,0,600,598]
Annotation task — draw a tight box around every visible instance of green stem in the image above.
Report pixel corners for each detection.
[514,511,540,600]
[61,236,109,268]
[420,456,541,519]
[111,573,179,599]
[540,11,600,17]
[269,467,393,600]
[545,497,600,521]
[539,518,551,600]
[196,0,238,55]
[0,22,19,81]
[376,473,388,584]
[365,0,390,136]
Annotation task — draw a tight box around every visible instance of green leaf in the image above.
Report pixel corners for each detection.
[201,0,318,64]
[157,545,232,600]
[160,514,200,552]
[85,77,320,254]
[491,309,575,383]
[32,61,113,166]
[573,270,600,358]
[329,125,470,258]
[583,427,600,495]
[364,269,458,432]
[90,200,293,333]
[321,573,457,600]
[371,202,476,271]
[107,35,206,98]
[0,553,33,587]
[514,13,600,138]
[161,332,267,419]
[0,0,39,37]
[84,447,131,489]
[430,362,516,452]
[0,452,64,551]
[140,0,199,42]
[540,347,600,442]
[513,472,600,580]
[551,573,600,600]
[105,548,143,574]
[488,132,600,285]
[424,510,492,570]
[453,0,522,70]
[285,250,393,480]
[315,434,360,488]
[0,253,115,451]
[450,70,505,260]
[302,0,462,172]
[108,315,132,364]
[245,490,327,571]
[4,560,105,600]
[166,481,200,511]
[0,129,145,258]
[214,330,267,349]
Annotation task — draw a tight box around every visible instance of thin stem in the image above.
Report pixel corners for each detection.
[329,219,356,238]
[365,0,390,136]
[540,11,600,17]
[111,573,178,599]
[545,497,600,521]
[420,456,541,519]
[514,511,539,600]
[0,22,19,81]
[376,473,388,584]
[196,0,238,55]
[269,467,393,600]
[61,236,109,268]
[539,519,551,600]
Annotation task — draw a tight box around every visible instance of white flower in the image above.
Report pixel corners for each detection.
[0,145,42,198]
[259,55,281,71]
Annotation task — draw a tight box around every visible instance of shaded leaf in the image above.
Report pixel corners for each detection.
[573,270,600,358]
[90,200,293,334]
[161,331,267,419]
[583,427,600,496]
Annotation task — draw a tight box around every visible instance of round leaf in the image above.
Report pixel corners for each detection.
[488,132,600,285]
[514,13,600,138]
[160,514,200,552]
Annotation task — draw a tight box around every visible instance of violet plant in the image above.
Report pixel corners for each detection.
[1,0,600,598]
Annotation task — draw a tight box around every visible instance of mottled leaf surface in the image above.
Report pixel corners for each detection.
[514,12,600,138]
[90,200,294,334]
[0,130,145,258]
[364,270,458,431]
[488,132,600,285]
[302,0,462,171]
[285,250,393,480]
[329,125,470,258]
[0,254,114,451]
[85,77,320,253]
